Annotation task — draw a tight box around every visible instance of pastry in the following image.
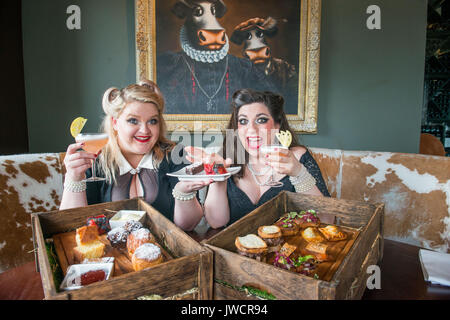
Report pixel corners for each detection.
[235,234,268,261]
[212,163,227,174]
[73,226,105,262]
[203,163,227,175]
[107,227,130,249]
[275,215,300,236]
[131,243,164,271]
[76,225,99,247]
[185,162,204,175]
[257,225,283,252]
[123,220,143,233]
[293,209,321,228]
[86,214,111,235]
[318,225,347,241]
[301,227,325,243]
[127,228,155,255]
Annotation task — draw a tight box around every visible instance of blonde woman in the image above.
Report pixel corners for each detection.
[60,80,210,231]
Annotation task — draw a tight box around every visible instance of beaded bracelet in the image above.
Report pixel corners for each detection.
[64,177,87,193]
[289,166,316,193]
[172,188,197,201]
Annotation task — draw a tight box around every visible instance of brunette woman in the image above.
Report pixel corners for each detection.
[187,89,329,228]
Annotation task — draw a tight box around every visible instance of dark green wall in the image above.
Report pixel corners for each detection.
[22,0,427,153]
[301,0,427,153]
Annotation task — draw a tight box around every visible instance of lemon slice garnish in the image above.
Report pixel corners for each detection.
[275,130,292,148]
[70,117,87,138]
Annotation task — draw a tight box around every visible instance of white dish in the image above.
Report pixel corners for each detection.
[109,210,146,229]
[167,166,241,182]
[60,263,114,291]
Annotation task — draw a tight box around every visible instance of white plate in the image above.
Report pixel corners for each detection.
[60,263,114,291]
[167,166,241,181]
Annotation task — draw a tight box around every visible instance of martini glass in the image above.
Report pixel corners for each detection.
[259,138,288,188]
[75,133,109,182]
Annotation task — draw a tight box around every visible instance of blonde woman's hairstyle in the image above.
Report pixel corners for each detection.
[98,79,175,183]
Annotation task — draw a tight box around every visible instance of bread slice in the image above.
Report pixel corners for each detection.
[73,240,105,262]
[257,225,282,239]
[235,234,267,254]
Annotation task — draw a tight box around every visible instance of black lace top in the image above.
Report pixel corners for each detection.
[226,149,330,226]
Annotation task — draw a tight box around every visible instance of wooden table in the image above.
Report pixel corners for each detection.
[0,237,449,300]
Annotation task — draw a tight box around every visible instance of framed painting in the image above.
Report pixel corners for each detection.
[135,0,321,133]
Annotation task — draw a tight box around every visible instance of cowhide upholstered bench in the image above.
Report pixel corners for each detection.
[0,153,65,273]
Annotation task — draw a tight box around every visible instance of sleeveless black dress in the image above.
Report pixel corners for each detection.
[226,149,330,226]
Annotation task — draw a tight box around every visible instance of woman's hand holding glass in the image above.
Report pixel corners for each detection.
[64,142,97,182]
[263,147,304,177]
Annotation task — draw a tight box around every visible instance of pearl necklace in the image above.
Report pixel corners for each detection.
[247,163,272,186]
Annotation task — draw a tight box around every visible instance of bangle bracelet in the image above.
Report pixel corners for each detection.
[172,188,197,201]
[64,177,87,193]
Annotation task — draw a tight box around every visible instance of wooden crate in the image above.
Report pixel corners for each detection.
[204,191,384,300]
[31,198,213,300]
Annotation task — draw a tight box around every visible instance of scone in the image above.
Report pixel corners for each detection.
[131,243,164,271]
[127,228,155,256]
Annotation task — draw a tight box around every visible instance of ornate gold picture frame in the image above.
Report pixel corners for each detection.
[135,0,321,133]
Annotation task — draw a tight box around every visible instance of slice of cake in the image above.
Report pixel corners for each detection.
[185,162,204,175]
[73,225,105,262]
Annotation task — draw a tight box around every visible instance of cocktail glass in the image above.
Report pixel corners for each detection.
[75,133,109,182]
[259,144,288,188]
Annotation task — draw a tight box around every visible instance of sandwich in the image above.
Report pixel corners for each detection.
[257,225,284,252]
[235,234,268,261]
[293,209,321,228]
[275,214,300,236]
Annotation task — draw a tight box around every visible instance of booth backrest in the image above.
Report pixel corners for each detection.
[0,149,448,273]
[310,147,450,253]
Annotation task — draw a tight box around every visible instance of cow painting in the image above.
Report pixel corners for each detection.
[230,17,298,112]
[156,0,277,114]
